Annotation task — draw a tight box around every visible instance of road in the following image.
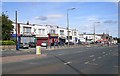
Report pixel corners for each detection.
[2,45,119,74]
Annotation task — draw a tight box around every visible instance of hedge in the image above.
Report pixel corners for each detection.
[0,40,16,45]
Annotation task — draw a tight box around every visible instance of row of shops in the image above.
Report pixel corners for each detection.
[11,33,66,46]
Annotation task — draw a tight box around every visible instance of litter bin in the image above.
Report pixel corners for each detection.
[36,46,41,55]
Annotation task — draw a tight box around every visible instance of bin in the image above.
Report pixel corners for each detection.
[36,46,41,55]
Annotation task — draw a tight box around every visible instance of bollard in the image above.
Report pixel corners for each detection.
[36,46,41,55]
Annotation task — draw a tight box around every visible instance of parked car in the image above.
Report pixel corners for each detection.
[65,42,74,45]
[29,42,36,48]
[41,41,47,47]
[19,43,23,48]
[23,43,29,49]
[54,42,58,46]
[58,42,64,46]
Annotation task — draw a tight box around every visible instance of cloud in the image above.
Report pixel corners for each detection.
[103,20,118,24]
[35,16,48,21]
[34,14,64,22]
[47,14,64,19]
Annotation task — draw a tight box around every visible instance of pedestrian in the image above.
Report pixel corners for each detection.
[107,41,109,47]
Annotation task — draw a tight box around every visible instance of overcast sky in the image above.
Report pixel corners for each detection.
[2,2,118,37]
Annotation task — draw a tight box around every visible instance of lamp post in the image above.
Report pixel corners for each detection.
[15,11,19,50]
[67,8,76,47]
[93,22,100,44]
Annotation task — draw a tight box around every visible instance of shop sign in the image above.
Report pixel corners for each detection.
[50,34,58,37]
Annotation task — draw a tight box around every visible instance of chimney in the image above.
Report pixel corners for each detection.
[27,21,29,25]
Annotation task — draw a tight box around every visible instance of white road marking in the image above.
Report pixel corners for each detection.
[84,61,89,64]
[98,57,102,59]
[92,59,96,61]
[64,61,72,65]
[67,62,72,64]
[90,55,94,57]
[58,54,62,55]
[102,52,105,54]
[110,50,112,51]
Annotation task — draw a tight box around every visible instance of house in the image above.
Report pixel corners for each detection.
[12,22,35,44]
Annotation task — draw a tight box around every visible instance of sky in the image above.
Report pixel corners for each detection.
[2,2,118,37]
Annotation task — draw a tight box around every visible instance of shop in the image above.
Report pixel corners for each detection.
[48,34,58,46]
[36,34,48,46]
[59,36,66,43]
[36,37,48,46]
[20,33,35,43]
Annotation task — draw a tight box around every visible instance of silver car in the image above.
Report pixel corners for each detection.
[23,43,29,49]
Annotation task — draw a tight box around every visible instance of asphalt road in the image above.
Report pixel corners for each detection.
[2,45,119,74]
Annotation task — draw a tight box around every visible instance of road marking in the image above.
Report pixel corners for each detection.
[90,55,95,57]
[64,62,72,65]
[84,61,89,64]
[110,50,112,51]
[102,52,105,54]
[58,54,62,55]
[98,57,102,59]
[92,59,96,61]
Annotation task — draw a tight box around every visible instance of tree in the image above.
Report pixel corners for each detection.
[1,13,13,40]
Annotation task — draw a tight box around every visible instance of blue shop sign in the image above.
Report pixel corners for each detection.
[11,34,17,37]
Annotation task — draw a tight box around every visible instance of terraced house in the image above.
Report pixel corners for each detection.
[11,22,79,47]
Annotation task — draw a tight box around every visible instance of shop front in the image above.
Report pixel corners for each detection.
[59,36,66,44]
[48,34,58,46]
[36,34,48,46]
[20,33,35,43]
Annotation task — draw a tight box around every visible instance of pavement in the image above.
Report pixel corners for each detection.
[1,44,117,57]
[2,54,48,64]
[1,45,85,57]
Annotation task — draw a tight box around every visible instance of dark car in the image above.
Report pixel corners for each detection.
[65,42,74,45]
[29,42,36,48]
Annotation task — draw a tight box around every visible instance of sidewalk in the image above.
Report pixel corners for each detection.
[2,44,115,57]
[1,48,36,57]
[2,54,47,64]
[1,45,85,57]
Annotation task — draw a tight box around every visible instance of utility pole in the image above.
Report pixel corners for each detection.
[15,11,19,50]
[94,23,95,44]
[67,8,76,47]
[93,22,100,44]
[67,9,70,47]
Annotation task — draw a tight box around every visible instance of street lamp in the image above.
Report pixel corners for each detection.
[15,11,19,50]
[93,22,100,44]
[67,7,76,47]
